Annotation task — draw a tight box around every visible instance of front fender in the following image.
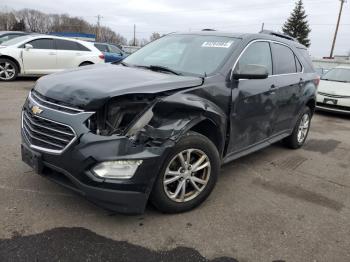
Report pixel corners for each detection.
[131,92,227,148]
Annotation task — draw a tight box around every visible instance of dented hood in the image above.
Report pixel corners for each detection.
[34,64,203,110]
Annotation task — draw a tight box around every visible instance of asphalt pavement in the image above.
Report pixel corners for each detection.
[0,78,349,262]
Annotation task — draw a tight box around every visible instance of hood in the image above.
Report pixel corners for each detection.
[318,80,350,96]
[34,64,203,110]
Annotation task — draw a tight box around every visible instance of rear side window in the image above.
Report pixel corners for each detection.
[27,39,54,49]
[55,39,90,51]
[235,41,273,75]
[272,43,297,74]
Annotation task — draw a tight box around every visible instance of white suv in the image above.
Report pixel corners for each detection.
[0,35,105,81]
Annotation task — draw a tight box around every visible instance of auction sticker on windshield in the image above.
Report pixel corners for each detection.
[201,41,234,48]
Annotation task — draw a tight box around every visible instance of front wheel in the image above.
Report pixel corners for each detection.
[0,59,18,81]
[283,107,311,149]
[150,131,220,213]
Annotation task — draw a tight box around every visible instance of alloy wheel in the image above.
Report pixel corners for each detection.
[163,149,211,203]
[0,62,16,80]
[297,113,310,144]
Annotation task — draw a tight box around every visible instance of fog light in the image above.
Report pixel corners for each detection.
[92,160,143,179]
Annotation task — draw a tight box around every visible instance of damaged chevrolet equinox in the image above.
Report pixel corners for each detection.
[21,31,318,214]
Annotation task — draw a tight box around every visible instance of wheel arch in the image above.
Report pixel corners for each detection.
[188,119,224,157]
[306,98,316,115]
[79,61,94,66]
[0,55,21,73]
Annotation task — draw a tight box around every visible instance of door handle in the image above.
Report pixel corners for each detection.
[270,84,277,89]
[48,52,56,55]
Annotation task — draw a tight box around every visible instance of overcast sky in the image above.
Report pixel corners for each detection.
[3,0,350,57]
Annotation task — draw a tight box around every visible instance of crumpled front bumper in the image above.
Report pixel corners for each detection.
[20,95,170,214]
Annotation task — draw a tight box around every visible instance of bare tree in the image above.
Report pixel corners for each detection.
[0,8,128,44]
[150,32,161,42]
[0,12,18,30]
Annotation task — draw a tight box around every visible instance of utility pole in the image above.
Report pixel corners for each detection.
[96,14,103,41]
[330,0,346,58]
[133,24,136,46]
[261,22,265,32]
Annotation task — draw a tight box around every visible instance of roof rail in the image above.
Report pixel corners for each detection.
[259,30,296,42]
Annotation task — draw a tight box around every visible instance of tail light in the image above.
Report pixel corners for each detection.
[99,54,105,60]
[314,76,320,87]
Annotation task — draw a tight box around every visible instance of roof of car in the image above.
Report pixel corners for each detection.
[0,31,29,35]
[171,31,306,49]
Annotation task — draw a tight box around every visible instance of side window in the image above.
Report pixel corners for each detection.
[235,41,272,75]
[55,39,87,51]
[295,55,303,72]
[76,43,90,51]
[27,39,54,49]
[272,43,297,74]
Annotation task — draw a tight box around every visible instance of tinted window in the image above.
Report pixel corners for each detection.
[56,39,89,51]
[94,43,109,52]
[235,41,273,75]
[272,43,297,74]
[27,39,54,49]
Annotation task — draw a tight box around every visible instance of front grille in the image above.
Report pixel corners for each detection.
[30,91,83,114]
[318,92,350,99]
[22,109,76,153]
[317,102,350,112]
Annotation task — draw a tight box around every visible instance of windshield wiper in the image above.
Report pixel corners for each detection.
[136,65,181,75]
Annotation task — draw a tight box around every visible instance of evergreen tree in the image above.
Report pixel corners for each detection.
[282,0,311,47]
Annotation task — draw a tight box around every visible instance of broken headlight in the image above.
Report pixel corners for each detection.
[86,95,156,136]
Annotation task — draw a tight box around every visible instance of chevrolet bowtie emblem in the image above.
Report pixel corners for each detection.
[31,105,43,115]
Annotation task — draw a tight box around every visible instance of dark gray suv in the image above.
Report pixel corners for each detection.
[21,31,319,214]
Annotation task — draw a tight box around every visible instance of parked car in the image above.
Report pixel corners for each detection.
[21,31,318,214]
[0,35,105,81]
[316,66,350,114]
[0,31,30,45]
[315,67,328,76]
[94,42,127,63]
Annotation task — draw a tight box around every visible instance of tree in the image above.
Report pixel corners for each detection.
[282,0,311,47]
[150,32,161,42]
[12,19,26,31]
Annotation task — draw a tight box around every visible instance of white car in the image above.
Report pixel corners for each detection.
[316,66,350,114]
[0,35,105,81]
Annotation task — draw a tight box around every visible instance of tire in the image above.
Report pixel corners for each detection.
[0,58,18,81]
[283,107,311,149]
[79,62,93,67]
[150,131,220,213]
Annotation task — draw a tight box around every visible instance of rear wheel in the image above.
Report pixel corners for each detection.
[283,107,311,149]
[150,131,220,213]
[0,59,18,81]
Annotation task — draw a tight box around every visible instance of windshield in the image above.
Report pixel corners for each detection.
[123,34,238,76]
[1,35,33,46]
[321,68,350,83]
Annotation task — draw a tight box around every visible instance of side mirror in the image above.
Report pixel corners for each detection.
[232,64,269,80]
[25,44,33,50]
